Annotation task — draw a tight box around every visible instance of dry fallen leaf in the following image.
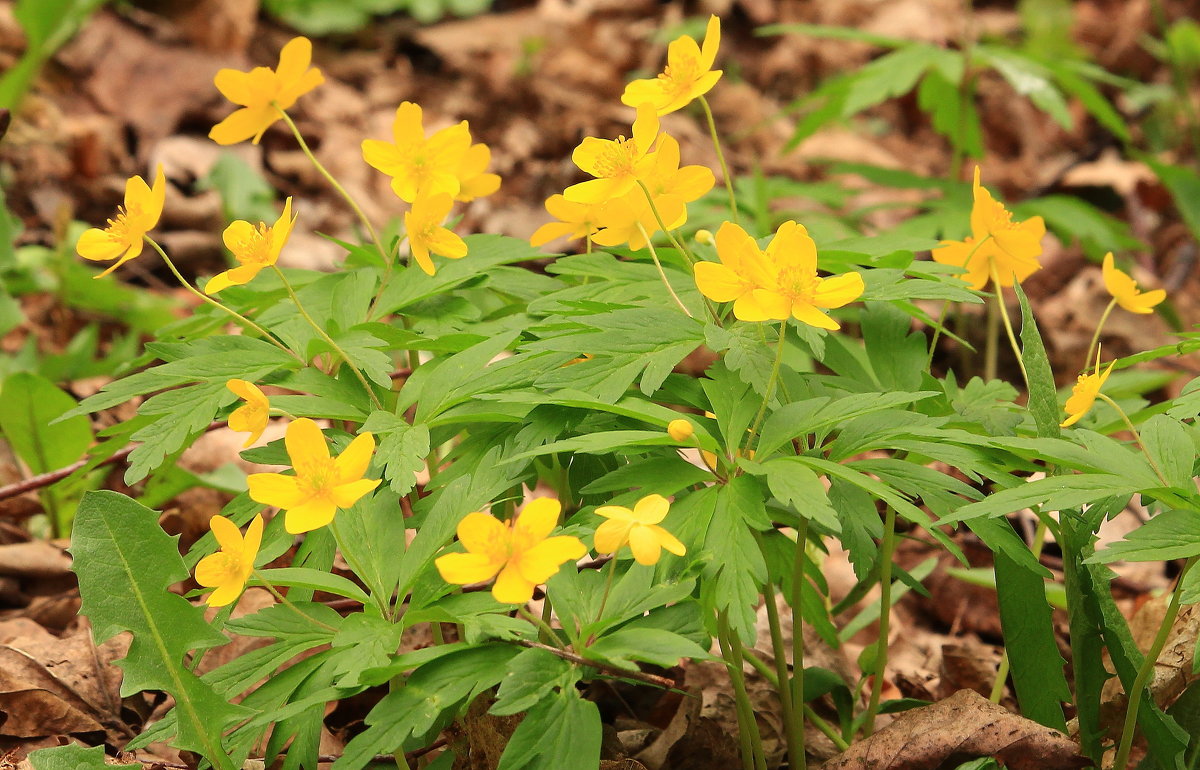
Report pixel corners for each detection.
[820,689,1089,770]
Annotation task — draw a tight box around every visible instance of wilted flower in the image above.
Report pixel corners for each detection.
[435,498,587,604]
[621,15,722,116]
[248,418,379,534]
[226,379,270,448]
[210,37,324,145]
[195,514,263,607]
[1061,360,1116,427]
[206,198,296,294]
[405,193,467,275]
[594,494,686,566]
[1103,252,1165,314]
[77,166,166,277]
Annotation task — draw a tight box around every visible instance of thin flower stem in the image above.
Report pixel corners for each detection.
[593,556,619,628]
[274,107,390,271]
[863,504,897,737]
[1112,555,1200,770]
[1095,393,1171,487]
[989,264,1029,385]
[989,517,1049,702]
[518,606,564,648]
[717,612,768,770]
[145,238,301,362]
[252,570,340,632]
[636,223,693,318]
[757,552,803,770]
[740,646,849,752]
[744,321,787,459]
[925,300,951,370]
[272,266,385,411]
[514,638,676,689]
[699,95,738,223]
[634,180,699,267]
[789,516,809,759]
[985,290,1000,381]
[1086,298,1118,374]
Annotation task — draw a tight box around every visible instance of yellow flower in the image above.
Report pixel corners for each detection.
[594,494,686,566]
[435,498,587,604]
[529,194,604,248]
[206,198,296,294]
[247,418,380,534]
[210,37,324,146]
[405,193,468,275]
[195,513,263,607]
[667,419,694,442]
[932,167,1045,290]
[1103,253,1165,314]
[227,379,270,448]
[1061,360,1116,427]
[77,166,166,277]
[621,15,722,116]
[564,103,660,205]
[455,142,501,202]
[362,102,472,203]
[694,221,864,328]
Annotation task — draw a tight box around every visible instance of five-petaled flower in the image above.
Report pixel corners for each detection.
[1103,252,1165,314]
[565,103,660,205]
[206,198,297,294]
[1061,360,1116,427]
[362,102,473,203]
[932,167,1045,291]
[435,498,587,604]
[405,193,468,275]
[77,166,166,278]
[694,220,864,328]
[248,418,380,534]
[227,379,270,448]
[621,15,722,116]
[210,36,324,146]
[195,513,263,607]
[594,494,686,566]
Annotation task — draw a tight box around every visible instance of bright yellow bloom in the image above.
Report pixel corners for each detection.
[455,142,501,202]
[694,221,865,328]
[206,198,296,294]
[210,37,324,146]
[362,102,472,203]
[1103,253,1165,314]
[932,167,1045,290]
[195,513,263,607]
[435,498,587,604]
[667,419,694,442]
[226,379,270,448]
[529,194,604,248]
[77,166,166,277]
[247,418,380,534]
[405,193,467,275]
[594,494,686,566]
[621,15,722,116]
[1061,360,1116,427]
[564,103,660,205]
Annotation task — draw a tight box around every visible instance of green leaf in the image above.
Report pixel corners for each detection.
[1144,157,1200,243]
[255,568,371,604]
[28,744,109,770]
[1088,510,1200,563]
[944,474,1144,525]
[762,459,840,532]
[977,47,1072,129]
[1140,415,1195,490]
[703,477,769,645]
[489,647,574,717]
[198,152,278,224]
[361,412,429,495]
[126,380,228,484]
[705,323,777,397]
[1014,281,1062,439]
[496,687,601,770]
[0,372,92,473]
[841,44,945,116]
[69,492,246,764]
[586,627,709,670]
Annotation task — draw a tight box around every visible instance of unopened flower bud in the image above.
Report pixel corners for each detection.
[667,419,694,442]
[695,229,714,246]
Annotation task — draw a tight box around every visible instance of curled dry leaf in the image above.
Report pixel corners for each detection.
[820,689,1089,770]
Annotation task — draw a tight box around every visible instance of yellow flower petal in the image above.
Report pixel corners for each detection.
[334,432,376,484]
[330,478,380,509]
[284,498,338,534]
[514,498,562,543]
[492,564,536,604]
[516,536,586,584]
[247,472,305,509]
[457,512,508,554]
[594,518,634,555]
[208,514,242,551]
[285,418,330,467]
[632,494,669,525]
[812,272,865,309]
[629,525,663,566]
[649,524,686,556]
[436,552,502,585]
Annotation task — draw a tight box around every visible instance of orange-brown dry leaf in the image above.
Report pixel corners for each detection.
[821,689,1089,770]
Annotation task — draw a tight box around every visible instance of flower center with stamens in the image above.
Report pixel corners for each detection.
[231,225,274,265]
[659,57,700,97]
[295,457,336,498]
[103,207,136,245]
[592,137,639,178]
[775,265,820,303]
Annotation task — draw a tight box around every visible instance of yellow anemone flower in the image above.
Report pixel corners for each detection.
[226,379,270,448]
[405,193,468,275]
[435,498,587,604]
[77,166,166,277]
[362,102,472,203]
[932,167,1045,290]
[1103,253,1165,314]
[210,37,324,146]
[594,494,686,566]
[455,142,501,203]
[621,15,722,116]
[564,103,660,205]
[694,221,865,328]
[206,197,297,294]
[195,513,263,607]
[247,418,380,534]
[529,194,604,248]
[1061,360,1116,427]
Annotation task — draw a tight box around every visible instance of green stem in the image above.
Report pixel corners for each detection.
[1086,298,1118,374]
[863,504,897,737]
[699,95,738,223]
[990,263,1029,385]
[717,612,768,770]
[145,237,301,362]
[742,646,849,753]
[760,566,803,770]
[634,179,699,267]
[985,288,1000,381]
[636,223,693,318]
[253,570,340,632]
[925,300,951,370]
[518,605,564,649]
[593,556,619,628]
[1112,555,1199,770]
[1095,393,1171,487]
[989,517,1049,702]
[272,266,385,411]
[790,515,810,760]
[744,321,787,458]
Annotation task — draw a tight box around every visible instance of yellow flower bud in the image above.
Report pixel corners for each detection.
[695,229,714,246]
[667,419,695,442]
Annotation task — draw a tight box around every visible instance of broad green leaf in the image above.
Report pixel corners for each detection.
[762,459,839,532]
[1140,415,1195,491]
[28,744,109,770]
[703,477,769,645]
[496,686,601,770]
[69,492,246,764]
[0,372,92,473]
[1014,281,1061,439]
[942,474,1143,525]
[1087,510,1200,563]
[585,627,710,670]
[254,567,371,604]
[489,647,574,717]
[361,412,429,495]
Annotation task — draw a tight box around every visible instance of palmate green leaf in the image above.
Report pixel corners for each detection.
[398,332,518,421]
[976,46,1073,129]
[496,685,601,770]
[705,323,776,397]
[585,627,710,670]
[918,67,983,158]
[361,411,429,495]
[0,372,92,473]
[702,477,770,646]
[942,473,1146,525]
[126,380,229,483]
[489,647,574,717]
[1140,415,1196,490]
[841,43,951,116]
[1088,510,1200,563]
[760,459,839,532]
[70,492,246,765]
